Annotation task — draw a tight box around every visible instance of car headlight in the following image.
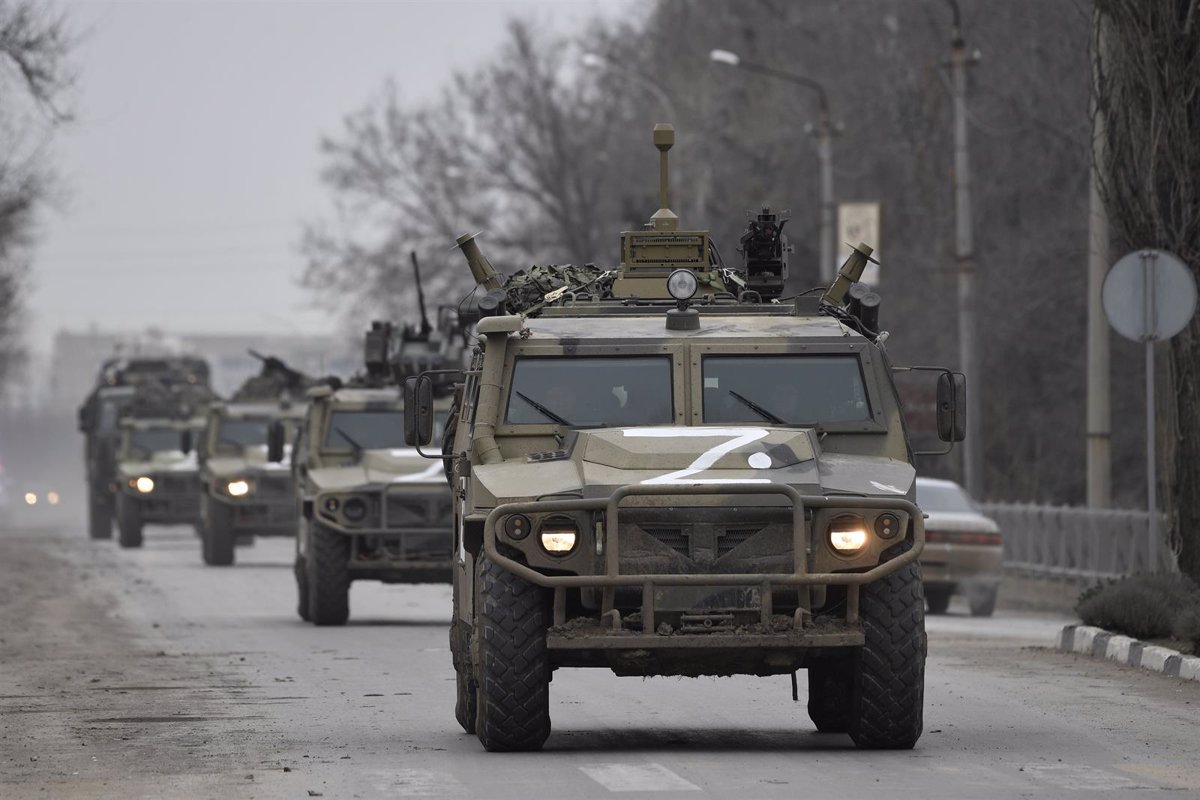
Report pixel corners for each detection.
[134,476,155,494]
[24,492,37,505]
[342,496,368,522]
[226,479,251,497]
[539,517,579,556]
[829,514,868,554]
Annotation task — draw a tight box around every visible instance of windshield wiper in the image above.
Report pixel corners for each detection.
[515,391,572,426]
[728,390,787,425]
[334,426,366,457]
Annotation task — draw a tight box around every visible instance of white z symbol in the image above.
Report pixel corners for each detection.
[624,427,772,485]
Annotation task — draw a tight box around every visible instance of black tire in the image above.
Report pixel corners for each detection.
[807,660,853,733]
[294,556,312,622]
[451,619,477,734]
[115,493,143,549]
[925,586,952,615]
[475,554,551,752]
[88,493,113,540]
[201,495,235,567]
[307,523,350,626]
[968,585,998,618]
[850,558,926,750]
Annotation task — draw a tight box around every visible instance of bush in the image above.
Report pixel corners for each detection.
[1076,573,1200,643]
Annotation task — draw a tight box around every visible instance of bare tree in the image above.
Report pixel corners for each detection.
[1094,0,1200,578]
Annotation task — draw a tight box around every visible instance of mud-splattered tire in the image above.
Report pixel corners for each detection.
[850,558,926,750]
[88,494,113,540]
[807,661,853,733]
[968,585,998,618]
[201,496,235,566]
[307,523,350,626]
[451,619,477,734]
[294,556,312,622]
[925,586,952,615]
[116,494,143,549]
[475,554,551,752]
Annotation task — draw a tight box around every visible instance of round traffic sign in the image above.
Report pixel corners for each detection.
[1102,249,1197,342]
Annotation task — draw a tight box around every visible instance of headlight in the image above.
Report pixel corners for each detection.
[666,268,699,300]
[47,491,60,505]
[226,479,251,497]
[539,517,579,555]
[829,514,868,554]
[343,496,368,522]
[24,492,36,505]
[134,476,155,494]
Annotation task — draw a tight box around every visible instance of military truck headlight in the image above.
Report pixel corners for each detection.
[343,496,368,523]
[828,515,868,554]
[47,491,61,505]
[24,492,37,505]
[539,517,579,555]
[134,476,155,494]
[226,479,251,497]
[666,269,699,301]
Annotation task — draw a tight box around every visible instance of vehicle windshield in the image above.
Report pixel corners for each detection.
[128,428,184,457]
[702,355,871,425]
[215,419,270,450]
[505,356,674,427]
[916,481,979,514]
[322,410,449,451]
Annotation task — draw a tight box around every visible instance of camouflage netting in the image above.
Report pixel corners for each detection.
[502,264,615,316]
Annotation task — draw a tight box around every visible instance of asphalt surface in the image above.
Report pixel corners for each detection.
[3,521,1200,799]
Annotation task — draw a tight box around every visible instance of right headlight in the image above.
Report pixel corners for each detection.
[828,514,868,554]
[539,516,579,556]
[133,476,155,494]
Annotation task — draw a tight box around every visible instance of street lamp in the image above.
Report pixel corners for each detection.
[709,48,838,283]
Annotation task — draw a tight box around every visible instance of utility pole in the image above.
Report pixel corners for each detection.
[1086,9,1112,508]
[710,49,838,283]
[946,1,982,498]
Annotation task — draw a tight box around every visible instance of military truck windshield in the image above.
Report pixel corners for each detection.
[505,357,674,427]
[129,428,183,456]
[216,420,270,448]
[323,411,448,450]
[702,356,871,425]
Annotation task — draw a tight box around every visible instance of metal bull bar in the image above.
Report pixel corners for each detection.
[483,483,924,630]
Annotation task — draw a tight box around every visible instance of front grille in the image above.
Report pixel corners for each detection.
[255,474,293,498]
[154,474,197,495]
[385,493,453,529]
[644,526,688,556]
[718,526,762,557]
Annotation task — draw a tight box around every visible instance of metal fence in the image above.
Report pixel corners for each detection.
[979,502,1175,581]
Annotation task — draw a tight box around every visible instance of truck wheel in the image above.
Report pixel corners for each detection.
[807,661,853,733]
[294,556,312,622]
[451,619,477,734]
[475,554,551,752]
[307,523,350,626]
[116,494,143,549]
[968,585,998,618]
[925,586,952,615]
[850,559,926,750]
[201,496,235,567]
[88,494,113,540]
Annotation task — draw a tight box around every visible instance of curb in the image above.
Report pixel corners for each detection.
[1057,625,1200,682]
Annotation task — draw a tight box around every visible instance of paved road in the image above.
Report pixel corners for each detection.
[3,522,1199,799]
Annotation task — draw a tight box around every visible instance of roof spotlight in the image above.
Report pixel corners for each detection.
[667,269,699,301]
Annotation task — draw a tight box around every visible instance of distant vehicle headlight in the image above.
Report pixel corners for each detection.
[24,492,37,505]
[828,514,868,554]
[342,496,368,523]
[46,491,60,506]
[539,517,579,555]
[134,476,155,494]
[226,479,251,497]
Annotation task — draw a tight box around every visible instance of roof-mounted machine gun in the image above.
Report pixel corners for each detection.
[739,207,791,299]
[233,350,315,403]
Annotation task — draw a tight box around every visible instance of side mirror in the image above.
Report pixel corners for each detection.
[404,375,434,446]
[936,372,967,443]
[180,429,193,455]
[266,421,285,463]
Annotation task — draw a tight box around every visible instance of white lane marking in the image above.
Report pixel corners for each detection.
[580,763,701,792]
[390,461,446,483]
[870,480,905,494]
[625,427,770,485]
[369,768,467,796]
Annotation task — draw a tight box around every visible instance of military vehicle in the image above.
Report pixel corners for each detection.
[195,352,313,566]
[112,381,215,548]
[403,124,966,752]
[279,255,470,625]
[77,355,211,540]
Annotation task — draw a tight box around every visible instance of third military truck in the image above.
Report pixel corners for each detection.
[404,125,966,752]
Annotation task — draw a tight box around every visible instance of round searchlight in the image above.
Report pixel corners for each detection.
[666,269,699,301]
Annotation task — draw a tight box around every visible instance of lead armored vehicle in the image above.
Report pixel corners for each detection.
[404,125,965,751]
[196,353,314,566]
[78,355,211,540]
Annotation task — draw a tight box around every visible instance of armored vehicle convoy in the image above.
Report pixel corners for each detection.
[78,355,211,540]
[404,125,965,752]
[196,353,314,566]
[281,269,470,625]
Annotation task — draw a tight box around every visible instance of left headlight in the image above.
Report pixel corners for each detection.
[133,476,155,494]
[828,514,868,554]
[539,516,579,556]
[226,479,251,497]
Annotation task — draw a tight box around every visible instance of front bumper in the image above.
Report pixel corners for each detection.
[125,484,200,523]
[209,493,296,534]
[313,489,454,582]
[483,483,924,644]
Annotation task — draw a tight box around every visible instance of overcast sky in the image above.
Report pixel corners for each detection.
[29,0,625,363]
